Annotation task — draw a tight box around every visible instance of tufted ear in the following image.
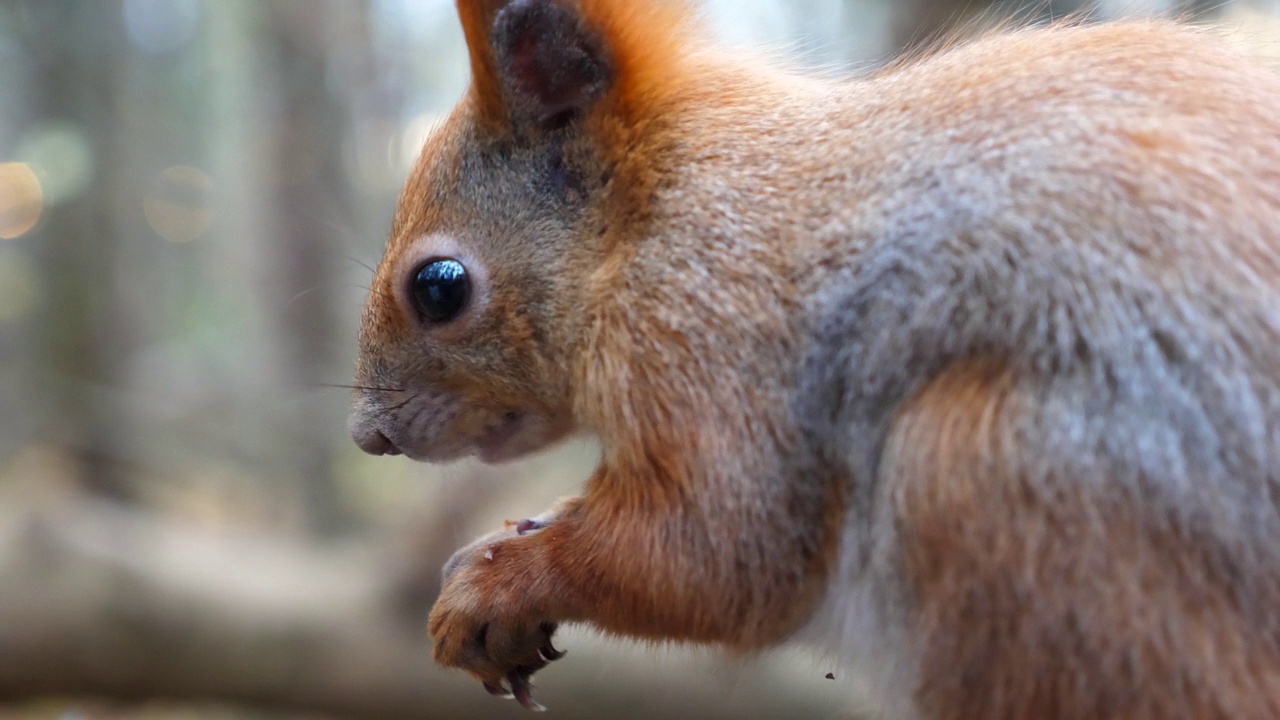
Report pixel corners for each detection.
[456,0,507,122]
[458,0,613,132]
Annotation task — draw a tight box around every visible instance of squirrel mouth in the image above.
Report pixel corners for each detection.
[475,412,528,464]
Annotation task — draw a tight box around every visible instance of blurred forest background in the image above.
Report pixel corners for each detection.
[0,0,1277,718]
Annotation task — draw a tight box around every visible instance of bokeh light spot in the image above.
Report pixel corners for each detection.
[144,165,216,243]
[123,0,202,56]
[0,162,44,240]
[16,123,93,207]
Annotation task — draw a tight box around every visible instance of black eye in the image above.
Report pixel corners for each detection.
[412,259,470,324]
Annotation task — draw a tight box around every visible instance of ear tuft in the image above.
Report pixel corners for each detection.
[456,0,697,132]
[492,0,612,129]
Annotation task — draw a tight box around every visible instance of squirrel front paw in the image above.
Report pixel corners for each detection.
[428,594,564,711]
[430,500,581,711]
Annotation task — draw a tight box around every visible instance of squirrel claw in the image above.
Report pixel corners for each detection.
[510,671,547,712]
[539,634,566,662]
[484,681,514,700]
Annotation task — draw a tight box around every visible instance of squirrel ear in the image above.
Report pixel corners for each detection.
[458,0,613,131]
[492,0,612,128]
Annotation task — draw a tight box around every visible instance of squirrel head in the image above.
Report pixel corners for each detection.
[349,0,694,464]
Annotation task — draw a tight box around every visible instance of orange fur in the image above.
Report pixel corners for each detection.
[572,0,697,118]
[459,0,698,128]
[890,363,1280,718]
[456,2,505,124]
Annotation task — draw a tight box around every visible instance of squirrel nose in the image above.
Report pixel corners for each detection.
[351,424,403,457]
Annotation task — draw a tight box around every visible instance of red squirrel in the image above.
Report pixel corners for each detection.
[348,1,1280,716]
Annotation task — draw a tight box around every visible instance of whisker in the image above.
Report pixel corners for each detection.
[311,383,407,393]
[284,284,392,311]
[347,255,380,277]
[275,204,385,277]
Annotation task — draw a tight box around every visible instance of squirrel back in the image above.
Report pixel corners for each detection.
[350,2,1280,717]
